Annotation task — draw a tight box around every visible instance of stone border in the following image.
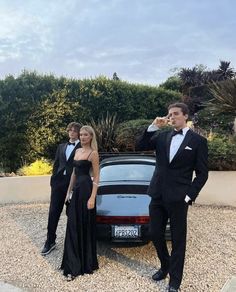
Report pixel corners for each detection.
[0,172,236,207]
[221,276,236,292]
[0,282,23,292]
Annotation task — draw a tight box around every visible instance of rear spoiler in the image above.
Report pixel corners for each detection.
[97,182,149,195]
[99,151,156,161]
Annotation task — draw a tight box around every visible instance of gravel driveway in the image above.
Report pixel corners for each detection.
[0,203,235,292]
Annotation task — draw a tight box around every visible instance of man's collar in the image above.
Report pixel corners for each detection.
[173,127,189,136]
[182,127,190,135]
[69,139,80,145]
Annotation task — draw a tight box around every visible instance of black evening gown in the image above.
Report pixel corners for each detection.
[61,160,98,277]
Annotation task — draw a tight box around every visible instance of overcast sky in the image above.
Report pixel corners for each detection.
[0,0,235,85]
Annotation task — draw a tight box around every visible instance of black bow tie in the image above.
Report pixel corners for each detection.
[68,142,75,146]
[171,129,183,137]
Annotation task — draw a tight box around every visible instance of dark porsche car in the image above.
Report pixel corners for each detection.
[96,153,171,242]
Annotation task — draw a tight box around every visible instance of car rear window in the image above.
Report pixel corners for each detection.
[100,163,155,182]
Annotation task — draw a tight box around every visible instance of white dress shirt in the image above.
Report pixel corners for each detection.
[65,140,80,160]
[63,140,80,175]
[169,127,189,162]
[147,124,191,203]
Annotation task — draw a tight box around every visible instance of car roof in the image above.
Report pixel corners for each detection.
[100,153,156,165]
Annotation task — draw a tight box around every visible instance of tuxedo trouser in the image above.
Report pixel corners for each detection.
[47,175,70,244]
[149,199,189,289]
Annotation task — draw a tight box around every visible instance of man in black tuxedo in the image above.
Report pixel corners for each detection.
[41,122,81,255]
[136,103,208,292]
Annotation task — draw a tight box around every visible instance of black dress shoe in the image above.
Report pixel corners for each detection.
[167,286,178,292]
[41,241,56,256]
[152,269,168,281]
[66,274,75,281]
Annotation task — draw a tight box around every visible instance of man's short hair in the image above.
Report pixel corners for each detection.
[66,122,81,133]
[168,102,189,116]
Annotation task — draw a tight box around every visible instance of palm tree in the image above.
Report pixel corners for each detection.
[178,66,205,95]
[202,70,219,83]
[178,67,201,86]
[206,79,236,115]
[178,66,207,114]
[216,60,235,81]
[90,112,118,152]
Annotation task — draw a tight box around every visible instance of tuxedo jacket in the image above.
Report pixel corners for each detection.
[50,142,81,186]
[135,129,208,203]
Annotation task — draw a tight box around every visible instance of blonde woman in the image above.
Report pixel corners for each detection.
[60,125,99,281]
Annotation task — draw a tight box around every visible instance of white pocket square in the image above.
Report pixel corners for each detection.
[185,146,192,150]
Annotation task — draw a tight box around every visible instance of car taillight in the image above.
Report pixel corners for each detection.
[96,215,150,224]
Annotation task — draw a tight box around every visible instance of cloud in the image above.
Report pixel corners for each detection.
[0,0,236,84]
[0,2,55,64]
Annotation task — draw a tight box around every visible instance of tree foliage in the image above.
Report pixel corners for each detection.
[116,119,152,151]
[90,112,118,152]
[177,61,235,115]
[206,79,236,115]
[208,134,236,170]
[0,71,181,171]
[0,71,66,171]
[159,76,182,92]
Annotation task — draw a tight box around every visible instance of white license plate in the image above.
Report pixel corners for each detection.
[112,225,140,238]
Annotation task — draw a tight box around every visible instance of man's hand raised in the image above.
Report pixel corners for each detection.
[152,116,169,128]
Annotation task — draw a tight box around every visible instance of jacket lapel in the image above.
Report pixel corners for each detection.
[170,130,193,163]
[62,143,67,161]
[166,131,173,162]
[68,142,81,161]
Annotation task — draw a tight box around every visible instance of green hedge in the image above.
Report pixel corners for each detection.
[1,71,235,171]
[194,108,235,135]
[208,134,236,170]
[116,119,152,151]
[0,72,181,171]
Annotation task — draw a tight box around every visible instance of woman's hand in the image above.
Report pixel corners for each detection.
[65,191,72,203]
[65,194,70,207]
[87,197,95,209]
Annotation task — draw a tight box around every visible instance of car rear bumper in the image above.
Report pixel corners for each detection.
[96,223,171,242]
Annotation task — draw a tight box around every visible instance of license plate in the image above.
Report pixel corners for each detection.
[112,225,140,238]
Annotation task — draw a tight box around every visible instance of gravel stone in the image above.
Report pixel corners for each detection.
[0,203,235,292]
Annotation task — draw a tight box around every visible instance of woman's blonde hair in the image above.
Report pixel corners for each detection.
[80,125,98,151]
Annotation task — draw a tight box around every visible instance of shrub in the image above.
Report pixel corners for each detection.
[0,72,181,172]
[116,119,236,170]
[207,134,236,170]
[90,112,118,152]
[17,159,53,176]
[194,108,235,135]
[116,119,153,151]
